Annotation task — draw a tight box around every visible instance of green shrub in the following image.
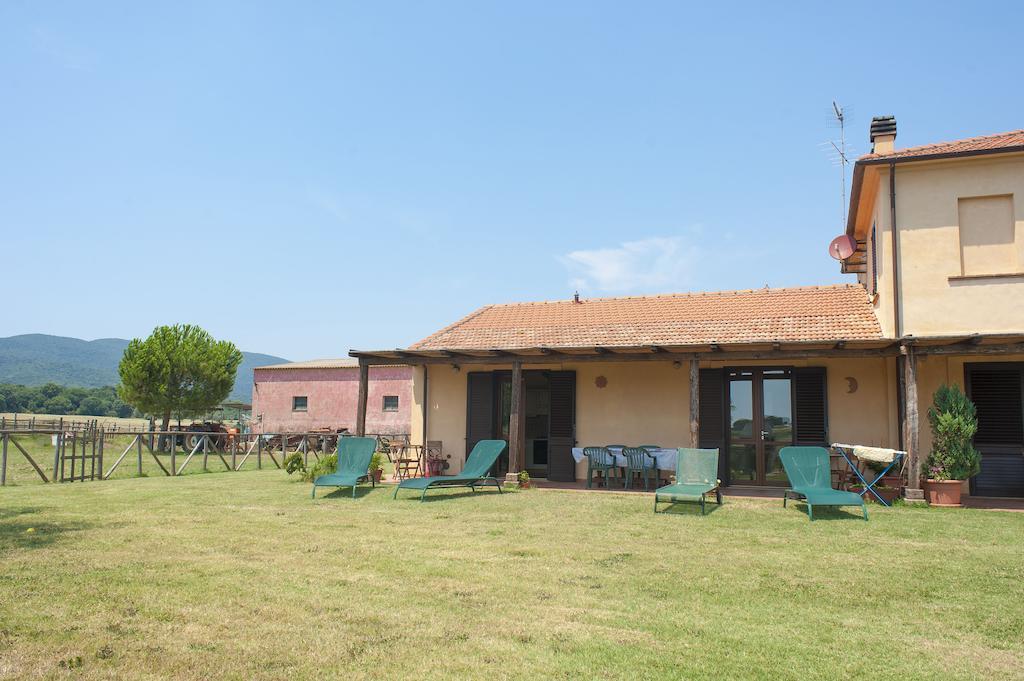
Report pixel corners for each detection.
[284,452,306,476]
[924,384,981,481]
[369,452,385,472]
[302,453,337,483]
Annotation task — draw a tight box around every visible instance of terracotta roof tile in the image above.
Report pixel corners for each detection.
[861,129,1024,162]
[409,284,881,351]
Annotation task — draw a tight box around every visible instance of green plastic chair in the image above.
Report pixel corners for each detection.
[311,436,377,499]
[393,440,506,501]
[654,448,721,514]
[779,446,868,521]
[583,446,618,488]
[622,447,655,490]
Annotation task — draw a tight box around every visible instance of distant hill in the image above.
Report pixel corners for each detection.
[0,334,287,402]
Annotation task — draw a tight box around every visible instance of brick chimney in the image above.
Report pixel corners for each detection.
[870,115,897,154]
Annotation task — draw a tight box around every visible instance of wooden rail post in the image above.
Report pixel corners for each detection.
[137,434,143,476]
[52,425,62,481]
[257,435,262,469]
[97,431,104,481]
[202,435,209,471]
[170,434,177,476]
[69,430,77,481]
[231,437,237,471]
[1,433,8,486]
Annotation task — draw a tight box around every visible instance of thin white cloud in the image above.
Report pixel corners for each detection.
[560,235,700,293]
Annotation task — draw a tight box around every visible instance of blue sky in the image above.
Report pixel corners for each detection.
[3,1,1022,360]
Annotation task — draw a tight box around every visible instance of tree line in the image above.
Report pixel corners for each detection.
[0,383,137,418]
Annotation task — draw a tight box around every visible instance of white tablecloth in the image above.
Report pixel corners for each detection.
[571,447,677,472]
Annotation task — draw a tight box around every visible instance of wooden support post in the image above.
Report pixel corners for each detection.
[53,430,62,481]
[506,361,524,484]
[901,345,924,500]
[356,362,369,436]
[97,432,104,480]
[202,435,209,471]
[170,434,177,476]
[231,438,237,471]
[689,359,700,448]
[1,433,8,486]
[137,434,143,476]
[257,436,263,469]
[70,431,77,481]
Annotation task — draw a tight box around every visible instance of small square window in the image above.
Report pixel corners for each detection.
[382,395,399,412]
[292,396,308,412]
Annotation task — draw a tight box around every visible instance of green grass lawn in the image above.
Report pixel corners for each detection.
[1,471,1023,680]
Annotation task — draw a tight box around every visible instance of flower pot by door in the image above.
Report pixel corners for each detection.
[924,479,962,507]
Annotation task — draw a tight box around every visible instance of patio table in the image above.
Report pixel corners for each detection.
[571,447,677,472]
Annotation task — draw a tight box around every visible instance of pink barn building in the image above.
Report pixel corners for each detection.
[251,359,412,435]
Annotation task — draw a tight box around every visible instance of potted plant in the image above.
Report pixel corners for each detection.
[369,452,385,483]
[426,451,446,477]
[517,470,531,489]
[923,384,981,507]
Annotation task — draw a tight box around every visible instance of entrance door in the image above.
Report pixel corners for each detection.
[727,368,794,485]
[466,370,576,481]
[966,363,1024,497]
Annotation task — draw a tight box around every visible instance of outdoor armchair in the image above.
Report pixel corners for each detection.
[654,448,721,515]
[779,446,868,521]
[311,436,377,499]
[583,446,618,488]
[393,439,506,501]
[622,446,656,491]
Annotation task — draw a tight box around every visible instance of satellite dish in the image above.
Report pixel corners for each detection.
[828,234,857,260]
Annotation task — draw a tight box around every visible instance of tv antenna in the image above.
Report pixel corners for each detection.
[819,101,856,229]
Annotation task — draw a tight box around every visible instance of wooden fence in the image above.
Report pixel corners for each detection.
[0,429,407,486]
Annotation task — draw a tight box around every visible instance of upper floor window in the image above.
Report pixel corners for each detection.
[292,396,308,412]
[382,395,399,412]
[957,194,1019,276]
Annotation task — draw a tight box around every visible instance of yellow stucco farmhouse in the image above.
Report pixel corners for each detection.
[351,119,1024,501]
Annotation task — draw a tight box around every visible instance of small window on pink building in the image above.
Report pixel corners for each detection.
[292,396,308,412]
[382,395,399,412]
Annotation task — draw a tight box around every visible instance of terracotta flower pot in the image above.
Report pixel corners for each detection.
[372,468,383,483]
[880,475,903,491]
[924,479,963,507]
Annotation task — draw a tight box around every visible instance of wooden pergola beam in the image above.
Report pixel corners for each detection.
[355,361,369,436]
[900,345,923,500]
[352,345,901,366]
[689,359,700,447]
[507,361,524,483]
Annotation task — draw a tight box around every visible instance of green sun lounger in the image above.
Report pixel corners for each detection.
[780,446,868,521]
[654,448,721,515]
[393,439,506,501]
[311,436,377,499]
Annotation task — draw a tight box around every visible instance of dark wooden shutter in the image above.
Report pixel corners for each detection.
[698,369,728,484]
[465,372,494,460]
[547,371,576,482]
[967,364,1024,497]
[968,367,1024,445]
[793,367,828,446]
